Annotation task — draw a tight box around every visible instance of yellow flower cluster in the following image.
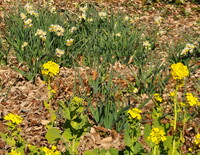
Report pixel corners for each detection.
[49,24,65,36]
[186,93,200,106]
[24,18,33,29]
[42,61,60,77]
[55,48,65,57]
[128,108,142,120]
[153,93,163,102]
[9,149,21,155]
[148,128,166,144]
[41,146,60,155]
[194,133,200,148]
[71,96,84,105]
[171,63,189,80]
[35,29,47,41]
[181,43,195,55]
[66,38,74,46]
[143,41,151,50]
[4,113,23,125]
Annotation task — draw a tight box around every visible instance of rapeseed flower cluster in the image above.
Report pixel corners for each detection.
[181,43,195,55]
[148,128,166,144]
[66,38,74,46]
[171,63,189,80]
[35,29,47,41]
[128,108,142,120]
[49,24,65,36]
[42,61,60,77]
[41,146,60,155]
[186,93,200,106]
[4,113,23,125]
[194,133,200,148]
[55,48,65,57]
[71,96,84,105]
[143,41,151,50]
[9,149,21,155]
[153,93,163,102]
[24,18,33,29]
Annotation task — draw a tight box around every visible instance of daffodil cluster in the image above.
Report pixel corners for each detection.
[153,93,163,102]
[171,63,189,80]
[98,12,107,19]
[49,24,65,36]
[21,42,28,50]
[143,41,151,50]
[127,108,142,120]
[66,38,74,46]
[35,29,47,41]
[24,3,39,17]
[186,93,200,106]
[148,128,166,144]
[4,113,23,125]
[42,61,60,77]
[180,43,195,55]
[194,133,200,148]
[41,146,60,155]
[55,48,65,57]
[154,16,163,25]
[23,18,33,29]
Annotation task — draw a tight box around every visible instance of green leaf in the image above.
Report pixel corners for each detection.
[108,148,119,155]
[62,128,73,142]
[84,150,97,155]
[163,136,173,150]
[45,127,61,144]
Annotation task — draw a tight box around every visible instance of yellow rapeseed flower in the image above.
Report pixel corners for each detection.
[186,93,200,106]
[9,149,21,155]
[4,113,23,125]
[171,63,189,80]
[42,61,60,77]
[148,128,166,144]
[128,108,142,120]
[153,93,163,102]
[194,133,200,148]
[41,146,60,155]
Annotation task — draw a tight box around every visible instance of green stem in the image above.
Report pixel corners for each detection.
[172,139,176,155]
[153,145,157,155]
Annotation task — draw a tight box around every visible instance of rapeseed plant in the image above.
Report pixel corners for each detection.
[194,133,200,148]
[41,146,60,155]
[9,149,21,155]
[42,61,60,77]
[186,93,200,106]
[148,128,166,145]
[153,93,163,102]
[127,108,142,120]
[171,63,189,80]
[4,113,23,125]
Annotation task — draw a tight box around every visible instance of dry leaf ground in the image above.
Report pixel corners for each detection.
[0,0,199,154]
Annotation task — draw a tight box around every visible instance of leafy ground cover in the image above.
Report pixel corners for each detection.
[0,0,199,155]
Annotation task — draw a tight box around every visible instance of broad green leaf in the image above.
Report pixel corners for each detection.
[84,150,97,155]
[45,127,61,144]
[163,136,173,150]
[108,148,119,155]
[62,128,73,142]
